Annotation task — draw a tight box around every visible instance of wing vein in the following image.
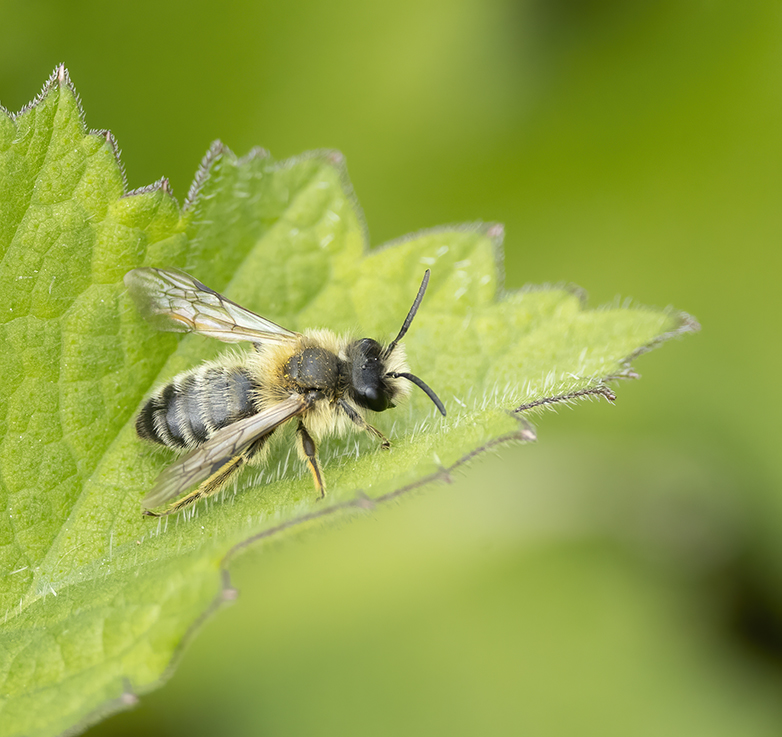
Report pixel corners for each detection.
[125,267,300,346]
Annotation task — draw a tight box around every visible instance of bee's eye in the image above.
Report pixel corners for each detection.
[356,384,390,412]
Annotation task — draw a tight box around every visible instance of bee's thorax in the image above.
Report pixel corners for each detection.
[282,346,346,400]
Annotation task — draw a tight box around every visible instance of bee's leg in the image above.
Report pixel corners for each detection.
[296,420,326,498]
[143,454,246,517]
[143,434,273,518]
[337,399,391,449]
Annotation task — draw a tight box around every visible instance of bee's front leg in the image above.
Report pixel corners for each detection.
[337,399,391,449]
[296,420,326,498]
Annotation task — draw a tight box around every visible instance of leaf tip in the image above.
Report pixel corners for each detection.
[246,145,270,160]
[183,139,272,211]
[6,66,131,195]
[326,149,345,166]
[93,127,124,171]
[10,63,73,119]
[679,311,701,334]
[49,62,76,102]
[221,569,239,600]
[114,679,139,709]
[125,176,177,201]
[184,140,224,209]
[487,222,505,241]
[519,423,537,442]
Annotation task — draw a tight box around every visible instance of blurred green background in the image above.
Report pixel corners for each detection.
[3,0,782,734]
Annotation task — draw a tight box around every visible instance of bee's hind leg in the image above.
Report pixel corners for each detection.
[143,454,246,517]
[143,434,273,518]
[296,420,326,498]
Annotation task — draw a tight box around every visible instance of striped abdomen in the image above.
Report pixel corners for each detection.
[137,366,259,450]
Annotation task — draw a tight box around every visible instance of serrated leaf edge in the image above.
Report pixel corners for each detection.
[60,295,697,734]
[2,65,702,737]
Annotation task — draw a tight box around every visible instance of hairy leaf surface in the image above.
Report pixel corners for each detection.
[0,68,698,737]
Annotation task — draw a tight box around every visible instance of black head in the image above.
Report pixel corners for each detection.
[347,337,394,412]
[346,271,446,417]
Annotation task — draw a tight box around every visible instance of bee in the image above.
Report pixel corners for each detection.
[124,267,446,517]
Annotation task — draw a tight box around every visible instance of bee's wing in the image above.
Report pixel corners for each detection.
[125,267,300,345]
[142,393,310,509]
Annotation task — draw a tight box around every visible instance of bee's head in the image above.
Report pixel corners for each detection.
[346,271,446,417]
[346,337,395,412]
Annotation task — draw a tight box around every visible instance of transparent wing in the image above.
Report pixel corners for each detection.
[143,394,310,508]
[125,267,300,345]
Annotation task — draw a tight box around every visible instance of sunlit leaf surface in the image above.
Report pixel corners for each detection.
[0,68,697,737]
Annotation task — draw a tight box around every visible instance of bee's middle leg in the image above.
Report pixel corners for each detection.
[296,420,325,498]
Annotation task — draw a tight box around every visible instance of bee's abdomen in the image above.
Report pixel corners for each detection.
[137,367,258,449]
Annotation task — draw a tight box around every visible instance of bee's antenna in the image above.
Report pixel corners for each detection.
[383,270,431,359]
[386,371,446,417]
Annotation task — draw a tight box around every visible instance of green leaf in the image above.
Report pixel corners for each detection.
[0,67,698,737]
